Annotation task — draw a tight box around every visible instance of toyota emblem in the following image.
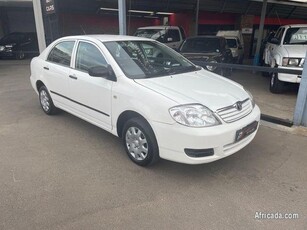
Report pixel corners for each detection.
[236,102,243,111]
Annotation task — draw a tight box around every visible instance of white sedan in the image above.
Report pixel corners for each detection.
[30,35,260,166]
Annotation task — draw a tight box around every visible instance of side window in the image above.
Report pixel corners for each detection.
[166,29,180,43]
[75,42,108,73]
[274,28,285,43]
[47,41,75,67]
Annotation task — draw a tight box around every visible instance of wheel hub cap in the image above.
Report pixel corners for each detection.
[40,90,50,111]
[125,127,148,161]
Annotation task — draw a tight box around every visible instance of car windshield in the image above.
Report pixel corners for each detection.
[104,40,198,79]
[180,38,221,53]
[283,27,307,45]
[0,33,25,43]
[134,29,166,42]
[226,38,237,48]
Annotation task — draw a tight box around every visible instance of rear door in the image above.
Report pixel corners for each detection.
[43,40,75,106]
[68,40,113,131]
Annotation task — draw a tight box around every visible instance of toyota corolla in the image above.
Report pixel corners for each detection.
[30,35,260,166]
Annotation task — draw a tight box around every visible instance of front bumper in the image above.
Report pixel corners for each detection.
[277,66,302,83]
[151,105,261,164]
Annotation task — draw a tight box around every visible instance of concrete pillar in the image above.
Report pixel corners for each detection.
[0,7,9,35]
[294,52,307,126]
[118,0,126,35]
[194,0,199,36]
[32,0,46,53]
[253,0,267,66]
[240,15,254,59]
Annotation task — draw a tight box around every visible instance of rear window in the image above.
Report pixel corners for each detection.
[180,38,221,53]
[226,39,237,48]
[167,29,180,42]
[0,33,26,43]
[134,29,166,42]
[47,41,75,67]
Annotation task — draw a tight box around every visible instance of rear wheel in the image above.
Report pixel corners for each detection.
[39,86,58,115]
[122,117,159,166]
[16,50,25,60]
[270,72,285,94]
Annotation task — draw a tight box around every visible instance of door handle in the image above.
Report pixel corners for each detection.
[43,66,49,70]
[69,75,78,80]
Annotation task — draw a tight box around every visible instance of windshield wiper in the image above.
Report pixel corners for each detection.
[145,65,198,78]
[167,66,198,75]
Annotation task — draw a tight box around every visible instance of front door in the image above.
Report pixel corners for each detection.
[68,41,113,131]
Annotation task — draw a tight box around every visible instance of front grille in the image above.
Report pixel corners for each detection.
[216,99,253,123]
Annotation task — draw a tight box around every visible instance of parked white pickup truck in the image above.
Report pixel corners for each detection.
[216,30,244,64]
[263,24,307,93]
[134,26,186,49]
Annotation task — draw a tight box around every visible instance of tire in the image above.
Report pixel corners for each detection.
[270,72,285,94]
[38,86,58,115]
[122,117,160,166]
[16,50,25,60]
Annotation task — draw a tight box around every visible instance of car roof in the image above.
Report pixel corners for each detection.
[185,36,225,40]
[280,24,307,28]
[224,36,238,40]
[57,34,152,42]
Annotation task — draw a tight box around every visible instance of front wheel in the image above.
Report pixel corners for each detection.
[122,117,160,166]
[270,72,285,94]
[39,86,58,115]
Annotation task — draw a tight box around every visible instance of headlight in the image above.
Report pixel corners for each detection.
[282,58,300,67]
[0,46,4,51]
[206,60,217,72]
[245,90,255,108]
[169,104,220,127]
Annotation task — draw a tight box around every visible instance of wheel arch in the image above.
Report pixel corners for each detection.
[116,110,149,138]
[36,80,45,92]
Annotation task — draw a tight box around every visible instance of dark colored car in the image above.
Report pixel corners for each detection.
[0,32,39,60]
[179,36,233,75]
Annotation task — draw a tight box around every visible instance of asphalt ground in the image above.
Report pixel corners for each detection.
[0,60,306,230]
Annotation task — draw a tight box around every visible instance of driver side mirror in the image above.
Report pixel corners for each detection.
[238,45,243,50]
[270,37,279,45]
[88,65,116,82]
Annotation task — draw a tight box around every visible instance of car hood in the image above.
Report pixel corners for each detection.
[134,69,248,111]
[284,45,307,58]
